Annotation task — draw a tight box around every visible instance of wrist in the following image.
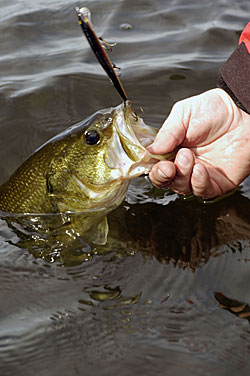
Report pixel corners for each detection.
[217,76,249,115]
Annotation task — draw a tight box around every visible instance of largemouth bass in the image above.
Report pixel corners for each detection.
[0,101,173,246]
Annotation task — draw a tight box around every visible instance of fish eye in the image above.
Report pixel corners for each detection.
[85,129,100,145]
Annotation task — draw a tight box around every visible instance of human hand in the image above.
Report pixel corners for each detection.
[149,89,250,199]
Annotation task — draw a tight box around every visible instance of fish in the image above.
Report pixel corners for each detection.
[0,101,174,246]
[0,7,175,255]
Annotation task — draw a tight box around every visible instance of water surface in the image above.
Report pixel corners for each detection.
[1,0,250,375]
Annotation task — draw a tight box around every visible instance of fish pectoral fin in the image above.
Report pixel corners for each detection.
[89,216,109,245]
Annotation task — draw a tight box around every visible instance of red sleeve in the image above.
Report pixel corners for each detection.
[218,22,250,114]
[239,21,250,53]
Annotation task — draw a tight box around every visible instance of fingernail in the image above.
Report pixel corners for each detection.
[147,143,154,152]
[193,164,202,177]
[178,152,189,167]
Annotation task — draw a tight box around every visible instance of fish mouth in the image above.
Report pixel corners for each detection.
[115,100,158,154]
[105,101,168,179]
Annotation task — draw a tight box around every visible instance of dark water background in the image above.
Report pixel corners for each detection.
[1,0,250,375]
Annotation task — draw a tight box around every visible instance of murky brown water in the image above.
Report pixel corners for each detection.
[1,0,250,375]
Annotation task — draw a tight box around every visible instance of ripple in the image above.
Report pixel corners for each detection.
[1,0,250,375]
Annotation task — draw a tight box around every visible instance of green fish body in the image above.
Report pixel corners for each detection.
[0,101,173,247]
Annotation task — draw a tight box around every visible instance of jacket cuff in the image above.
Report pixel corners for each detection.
[218,42,250,114]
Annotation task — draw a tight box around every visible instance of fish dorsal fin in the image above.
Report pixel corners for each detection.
[89,216,109,245]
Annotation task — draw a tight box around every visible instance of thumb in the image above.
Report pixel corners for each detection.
[148,100,189,154]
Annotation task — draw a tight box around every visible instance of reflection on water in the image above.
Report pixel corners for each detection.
[1,0,250,375]
[2,183,250,269]
[215,292,250,323]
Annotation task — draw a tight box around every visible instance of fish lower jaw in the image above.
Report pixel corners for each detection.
[72,174,129,211]
[121,151,160,179]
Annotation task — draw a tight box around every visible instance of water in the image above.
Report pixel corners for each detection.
[1,0,250,375]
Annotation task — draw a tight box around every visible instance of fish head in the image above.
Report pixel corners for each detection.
[48,101,169,214]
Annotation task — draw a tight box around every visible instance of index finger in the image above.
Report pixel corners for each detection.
[148,99,191,155]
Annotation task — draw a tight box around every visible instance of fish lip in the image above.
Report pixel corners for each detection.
[116,101,176,162]
[115,101,141,146]
[103,101,159,179]
[114,101,155,151]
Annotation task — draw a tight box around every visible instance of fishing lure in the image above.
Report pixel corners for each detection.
[76,7,128,102]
